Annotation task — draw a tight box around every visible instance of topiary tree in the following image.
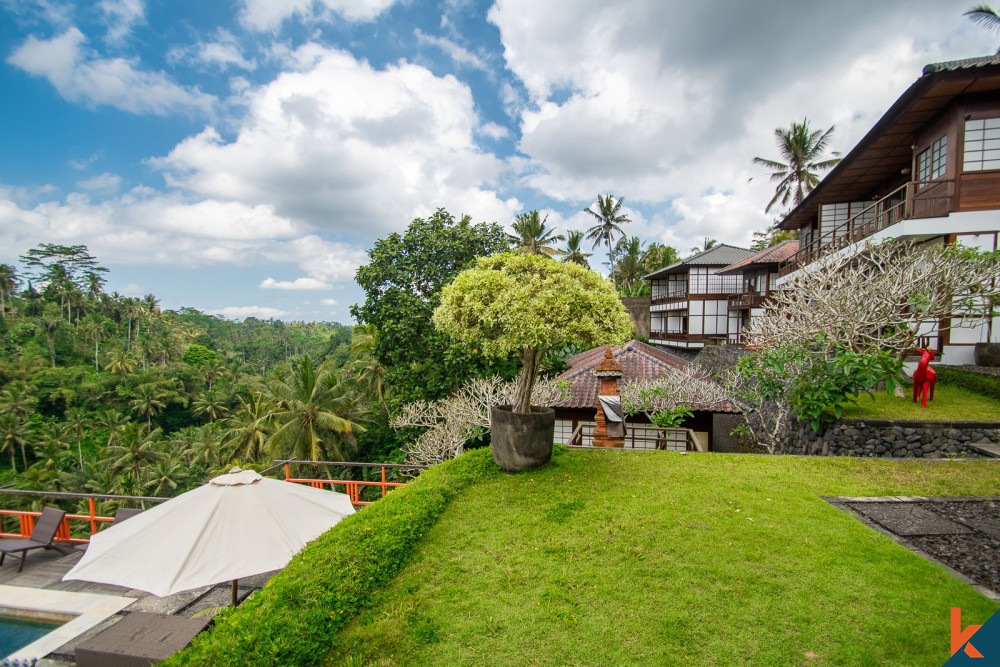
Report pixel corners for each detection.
[433,253,633,415]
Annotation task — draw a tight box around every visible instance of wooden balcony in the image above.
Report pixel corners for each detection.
[778,179,955,278]
[728,292,767,310]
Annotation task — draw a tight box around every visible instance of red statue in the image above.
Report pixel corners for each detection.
[912,349,937,408]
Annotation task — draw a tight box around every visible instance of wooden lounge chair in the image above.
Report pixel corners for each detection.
[75,508,144,553]
[76,612,211,667]
[0,507,68,572]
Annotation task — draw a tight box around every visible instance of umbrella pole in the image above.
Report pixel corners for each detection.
[231,579,238,607]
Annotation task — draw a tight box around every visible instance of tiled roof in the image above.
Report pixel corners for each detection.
[642,244,755,279]
[717,240,800,275]
[923,54,1000,74]
[542,340,738,412]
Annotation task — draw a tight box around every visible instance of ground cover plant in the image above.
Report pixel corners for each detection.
[839,382,1000,421]
[935,366,1000,402]
[332,449,999,666]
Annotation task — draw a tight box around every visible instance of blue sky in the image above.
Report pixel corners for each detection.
[0,0,995,322]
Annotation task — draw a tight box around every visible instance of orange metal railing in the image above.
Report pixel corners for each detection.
[278,460,427,505]
[0,460,427,543]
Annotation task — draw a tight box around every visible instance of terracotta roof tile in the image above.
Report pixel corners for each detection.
[541,341,736,412]
[717,240,800,275]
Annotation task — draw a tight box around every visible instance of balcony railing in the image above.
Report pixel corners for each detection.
[778,180,955,277]
[650,330,728,345]
[728,292,767,310]
[651,287,688,305]
[567,423,704,452]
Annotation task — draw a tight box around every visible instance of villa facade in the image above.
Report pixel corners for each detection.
[776,55,1000,364]
[717,240,799,345]
[643,244,756,350]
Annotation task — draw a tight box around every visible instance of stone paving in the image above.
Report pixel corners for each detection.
[0,547,276,665]
[827,495,1000,601]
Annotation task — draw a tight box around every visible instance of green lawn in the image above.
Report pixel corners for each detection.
[841,383,1000,421]
[331,449,999,666]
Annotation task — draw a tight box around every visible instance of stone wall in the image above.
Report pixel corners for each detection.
[781,419,999,458]
[620,296,650,339]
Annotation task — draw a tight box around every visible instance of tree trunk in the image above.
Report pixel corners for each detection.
[47,336,56,368]
[607,238,615,289]
[512,348,542,414]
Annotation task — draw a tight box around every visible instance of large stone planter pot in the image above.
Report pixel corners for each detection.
[490,404,555,472]
[974,343,1000,367]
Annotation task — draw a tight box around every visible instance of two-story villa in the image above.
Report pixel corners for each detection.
[717,240,799,345]
[644,244,756,350]
[776,55,1000,364]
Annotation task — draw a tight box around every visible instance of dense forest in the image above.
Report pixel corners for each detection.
[0,243,386,514]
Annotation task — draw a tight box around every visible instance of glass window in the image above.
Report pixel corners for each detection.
[964,118,1000,171]
[916,135,947,183]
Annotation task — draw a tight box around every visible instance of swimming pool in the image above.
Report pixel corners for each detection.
[0,616,63,658]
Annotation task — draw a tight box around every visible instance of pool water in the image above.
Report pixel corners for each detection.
[0,616,61,658]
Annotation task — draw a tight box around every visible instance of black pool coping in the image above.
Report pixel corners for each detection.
[824,495,1000,602]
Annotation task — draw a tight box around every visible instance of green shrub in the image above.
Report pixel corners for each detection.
[165,449,500,667]
[936,366,1000,402]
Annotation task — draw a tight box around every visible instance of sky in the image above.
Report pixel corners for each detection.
[0,0,995,323]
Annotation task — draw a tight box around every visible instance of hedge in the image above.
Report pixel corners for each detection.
[936,366,1000,402]
[165,449,500,666]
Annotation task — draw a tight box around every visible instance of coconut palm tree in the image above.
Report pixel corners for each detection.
[0,414,29,472]
[583,194,631,287]
[264,355,365,462]
[561,230,593,268]
[640,243,680,275]
[39,305,63,367]
[508,210,565,257]
[690,238,719,255]
[129,383,168,428]
[96,409,127,448]
[0,263,18,322]
[193,390,229,423]
[754,119,841,214]
[349,324,388,413]
[612,237,646,291]
[106,422,164,484]
[64,406,89,469]
[220,391,273,463]
[966,5,1000,52]
[105,346,136,378]
[144,458,189,497]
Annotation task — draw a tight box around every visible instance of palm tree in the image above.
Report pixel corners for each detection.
[0,263,18,322]
[106,422,164,484]
[96,409,127,448]
[39,305,63,367]
[264,355,365,462]
[689,238,719,255]
[966,5,1000,52]
[583,194,631,287]
[193,390,229,423]
[640,243,680,275]
[201,358,227,392]
[349,324,388,413]
[64,406,89,469]
[753,119,841,214]
[0,414,29,472]
[219,391,273,463]
[79,313,107,370]
[129,383,168,427]
[612,237,646,290]
[144,458,189,497]
[0,381,38,421]
[508,210,565,257]
[105,346,136,378]
[34,423,72,474]
[561,230,593,268]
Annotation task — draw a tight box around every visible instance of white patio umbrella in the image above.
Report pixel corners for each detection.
[63,467,354,604]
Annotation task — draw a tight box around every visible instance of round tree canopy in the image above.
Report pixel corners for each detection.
[433,253,633,357]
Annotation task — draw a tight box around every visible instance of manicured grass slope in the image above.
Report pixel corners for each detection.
[840,383,1000,421]
[333,449,999,666]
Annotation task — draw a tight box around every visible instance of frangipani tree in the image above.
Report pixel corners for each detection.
[433,253,633,414]
[744,239,1000,362]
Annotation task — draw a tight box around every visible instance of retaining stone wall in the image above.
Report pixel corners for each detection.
[781,419,999,458]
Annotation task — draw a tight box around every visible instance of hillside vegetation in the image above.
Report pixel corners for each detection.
[172,448,999,666]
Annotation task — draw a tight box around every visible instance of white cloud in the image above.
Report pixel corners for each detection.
[0,188,367,285]
[167,29,256,71]
[259,276,332,290]
[478,122,509,140]
[120,282,145,296]
[488,0,984,251]
[152,44,519,236]
[207,305,288,320]
[100,0,145,44]
[7,28,215,116]
[320,298,338,306]
[77,172,122,192]
[414,29,489,71]
[239,0,398,31]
